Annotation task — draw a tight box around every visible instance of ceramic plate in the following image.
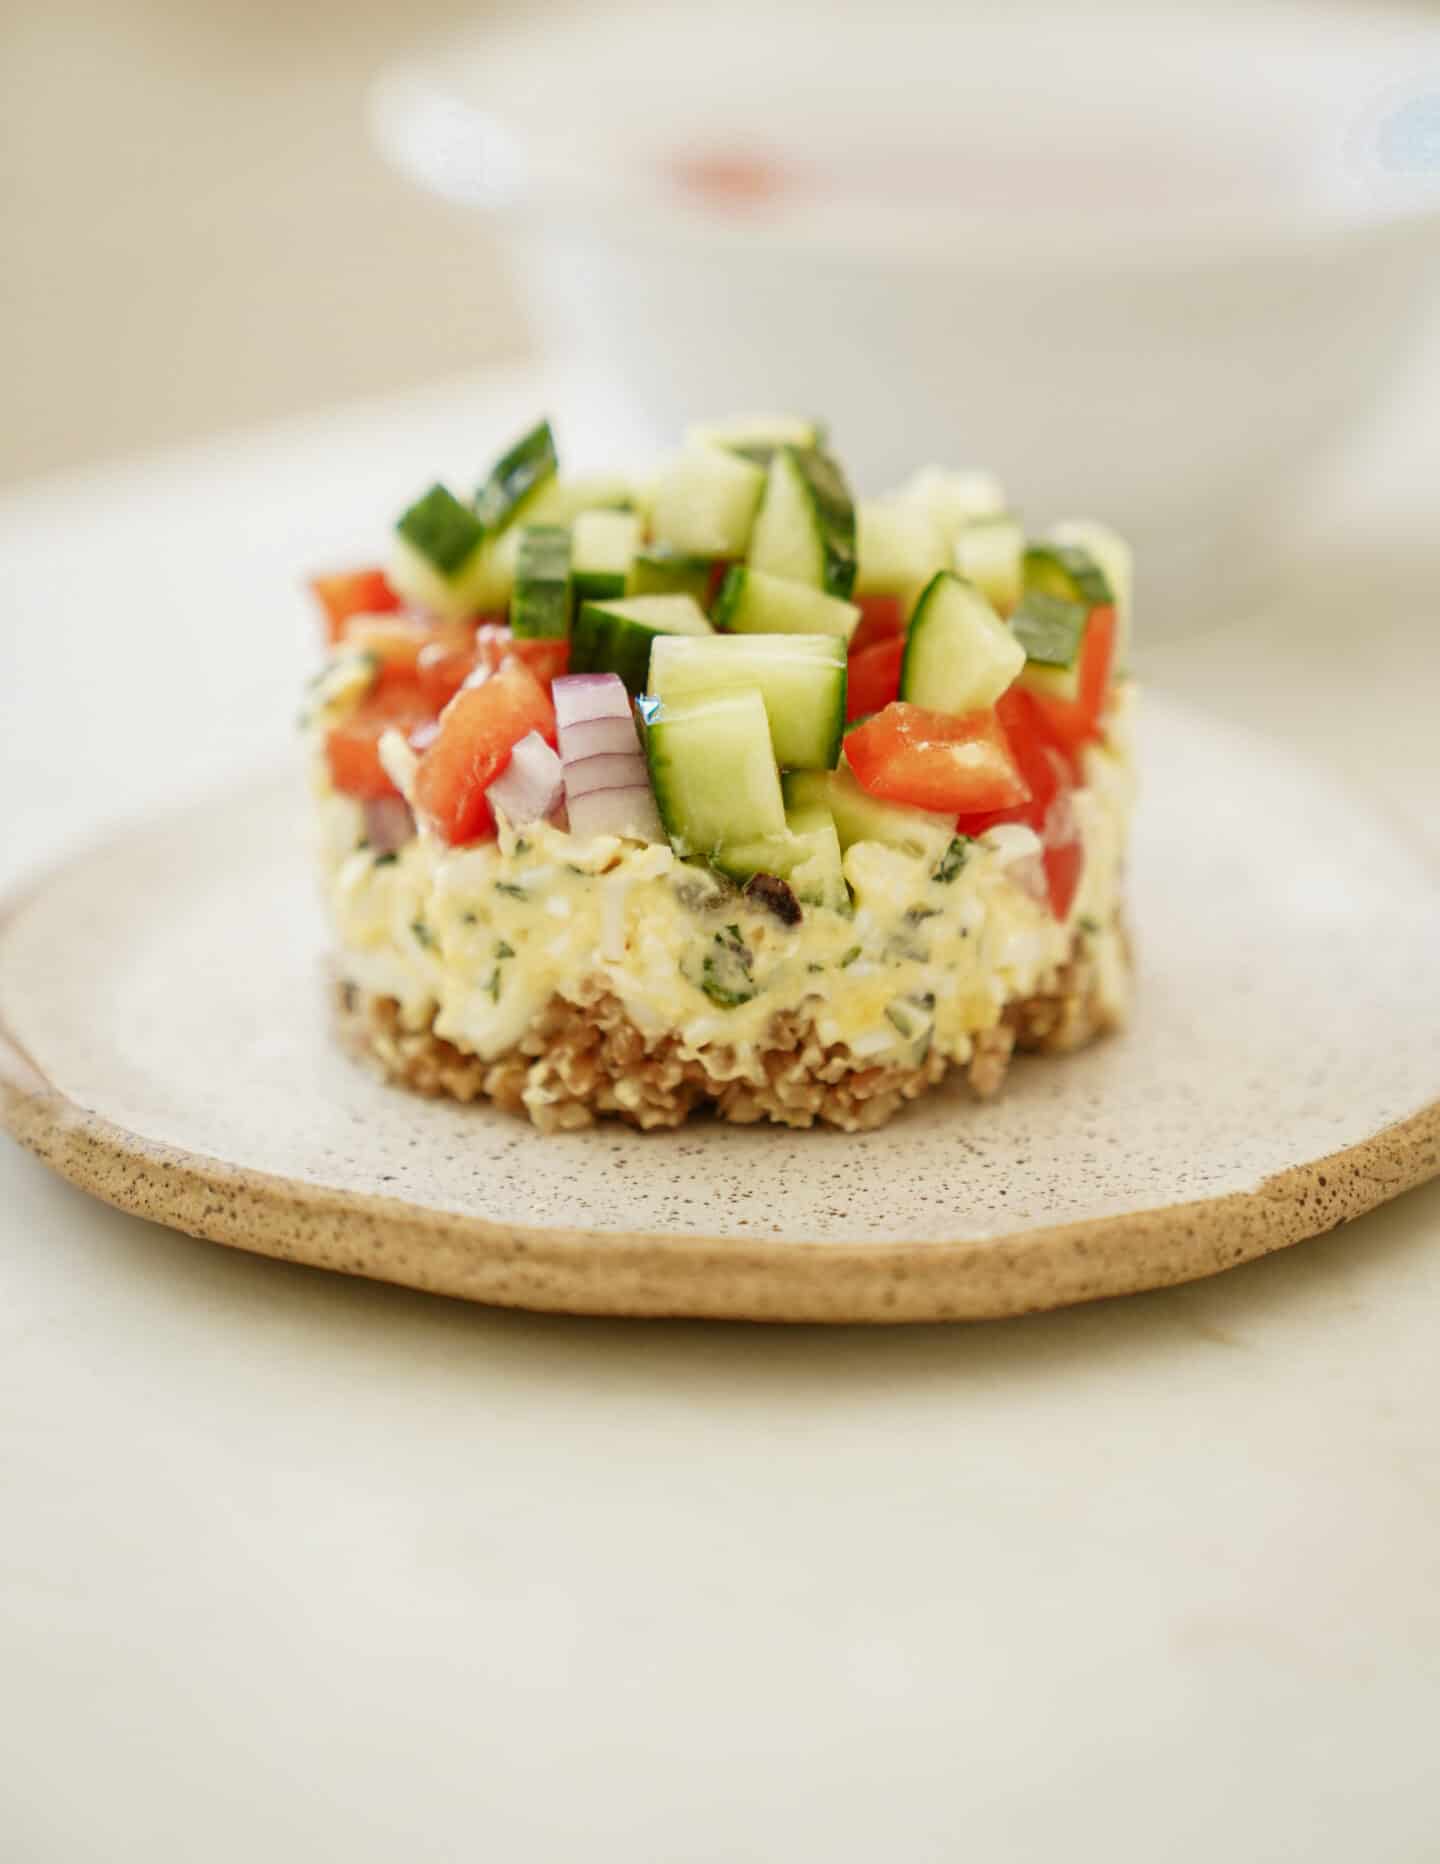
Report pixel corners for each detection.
[2,695,1437,1322]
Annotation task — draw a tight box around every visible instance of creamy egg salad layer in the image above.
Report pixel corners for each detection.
[312,687,1133,1074]
[305,412,1136,1122]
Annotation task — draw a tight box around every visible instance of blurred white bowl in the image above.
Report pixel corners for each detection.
[374,3,1440,629]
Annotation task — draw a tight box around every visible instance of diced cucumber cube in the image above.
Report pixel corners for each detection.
[1023,542,1114,610]
[686,414,826,461]
[954,514,1024,615]
[783,764,955,862]
[391,483,490,620]
[572,509,641,603]
[897,466,1008,534]
[713,567,859,643]
[629,548,714,603]
[649,446,765,557]
[1012,591,1089,704]
[474,419,558,532]
[648,634,846,771]
[900,571,1025,714]
[855,499,949,608]
[522,471,636,527]
[748,447,857,599]
[510,525,573,639]
[711,803,850,912]
[573,593,713,696]
[1050,519,1133,665]
[645,688,786,855]
[469,526,524,613]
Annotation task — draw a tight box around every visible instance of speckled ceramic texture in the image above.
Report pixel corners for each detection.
[2,696,1437,1322]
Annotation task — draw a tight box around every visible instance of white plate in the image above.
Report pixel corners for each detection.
[2,694,1436,1322]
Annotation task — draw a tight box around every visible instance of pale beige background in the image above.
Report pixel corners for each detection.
[6,0,1437,486]
[2,0,544,485]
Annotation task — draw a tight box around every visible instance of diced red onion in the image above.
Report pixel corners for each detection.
[553,673,634,736]
[363,794,415,854]
[564,751,650,793]
[553,672,663,842]
[559,714,645,761]
[567,781,665,843]
[486,730,564,827]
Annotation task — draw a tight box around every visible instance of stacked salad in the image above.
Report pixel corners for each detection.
[311,413,1130,927]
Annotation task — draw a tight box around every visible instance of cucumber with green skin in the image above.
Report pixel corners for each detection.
[711,803,850,911]
[648,634,846,771]
[686,414,827,463]
[1049,519,1133,666]
[572,593,713,696]
[474,420,558,532]
[629,548,714,603]
[748,446,857,600]
[510,525,573,639]
[649,446,766,558]
[712,567,859,643]
[899,571,1024,714]
[522,471,635,527]
[783,764,954,861]
[571,509,640,603]
[645,688,787,855]
[1022,541,1113,610]
[1011,590,1090,704]
[391,483,491,620]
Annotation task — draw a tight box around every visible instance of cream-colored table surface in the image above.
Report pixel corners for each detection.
[1,365,1437,1863]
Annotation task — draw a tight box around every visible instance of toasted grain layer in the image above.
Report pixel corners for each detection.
[333,924,1128,1134]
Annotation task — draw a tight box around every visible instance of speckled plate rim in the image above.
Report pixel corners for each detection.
[3,834,1437,1323]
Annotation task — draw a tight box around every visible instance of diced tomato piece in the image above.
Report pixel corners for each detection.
[325,682,435,801]
[848,593,908,657]
[309,567,401,643]
[414,626,570,711]
[1042,833,1084,922]
[845,702,1030,815]
[340,615,446,691]
[1026,605,1117,755]
[417,636,479,712]
[510,637,571,686]
[471,624,570,689]
[960,689,1084,918]
[846,635,906,722]
[413,660,558,846]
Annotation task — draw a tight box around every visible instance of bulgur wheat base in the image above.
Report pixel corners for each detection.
[333,920,1129,1134]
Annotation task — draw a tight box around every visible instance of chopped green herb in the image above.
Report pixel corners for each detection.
[932,837,973,884]
[372,851,399,868]
[904,904,940,924]
[485,968,503,1003]
[806,961,825,974]
[700,924,756,1008]
[494,881,527,899]
[494,940,515,960]
[410,919,437,950]
[461,911,478,926]
[840,945,862,967]
[514,837,531,855]
[1077,915,1101,935]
